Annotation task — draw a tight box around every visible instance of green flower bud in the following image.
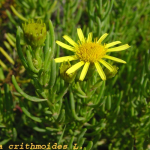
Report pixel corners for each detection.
[60,61,76,83]
[22,19,46,47]
[104,65,119,79]
[85,63,96,80]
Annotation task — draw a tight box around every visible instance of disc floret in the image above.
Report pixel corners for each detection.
[76,42,106,63]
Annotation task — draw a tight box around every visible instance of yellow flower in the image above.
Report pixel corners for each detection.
[55,28,130,81]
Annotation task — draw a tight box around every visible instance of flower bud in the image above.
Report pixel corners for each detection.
[60,61,76,83]
[104,65,119,79]
[22,19,46,47]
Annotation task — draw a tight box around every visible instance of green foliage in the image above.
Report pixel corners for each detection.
[0,0,150,150]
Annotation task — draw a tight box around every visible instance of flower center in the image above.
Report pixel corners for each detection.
[76,42,106,62]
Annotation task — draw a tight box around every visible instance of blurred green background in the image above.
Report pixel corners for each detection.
[0,0,150,150]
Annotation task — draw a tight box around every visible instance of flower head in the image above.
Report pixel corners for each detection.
[55,28,130,81]
[22,19,46,47]
[104,65,119,79]
[60,61,76,83]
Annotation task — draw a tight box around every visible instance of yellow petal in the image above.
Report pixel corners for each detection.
[79,62,90,81]
[104,55,126,63]
[87,32,93,43]
[107,44,130,52]
[94,62,106,80]
[99,59,114,72]
[56,41,75,52]
[66,61,85,74]
[105,41,121,48]
[54,55,78,63]
[97,33,108,44]
[63,35,78,47]
[77,28,85,43]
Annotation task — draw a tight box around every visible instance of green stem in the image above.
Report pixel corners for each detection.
[70,91,85,121]
[35,47,42,69]
[26,47,39,73]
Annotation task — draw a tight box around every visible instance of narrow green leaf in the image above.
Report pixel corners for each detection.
[69,136,74,149]
[106,95,111,110]
[12,128,17,141]
[58,125,66,145]
[74,7,82,24]
[57,109,65,122]
[46,127,61,132]
[0,138,11,145]
[16,27,28,68]
[12,75,47,102]
[43,32,50,60]
[70,92,85,121]
[49,20,55,56]
[22,107,42,122]
[49,59,56,88]
[33,126,46,132]
[86,141,93,150]
[77,128,87,144]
